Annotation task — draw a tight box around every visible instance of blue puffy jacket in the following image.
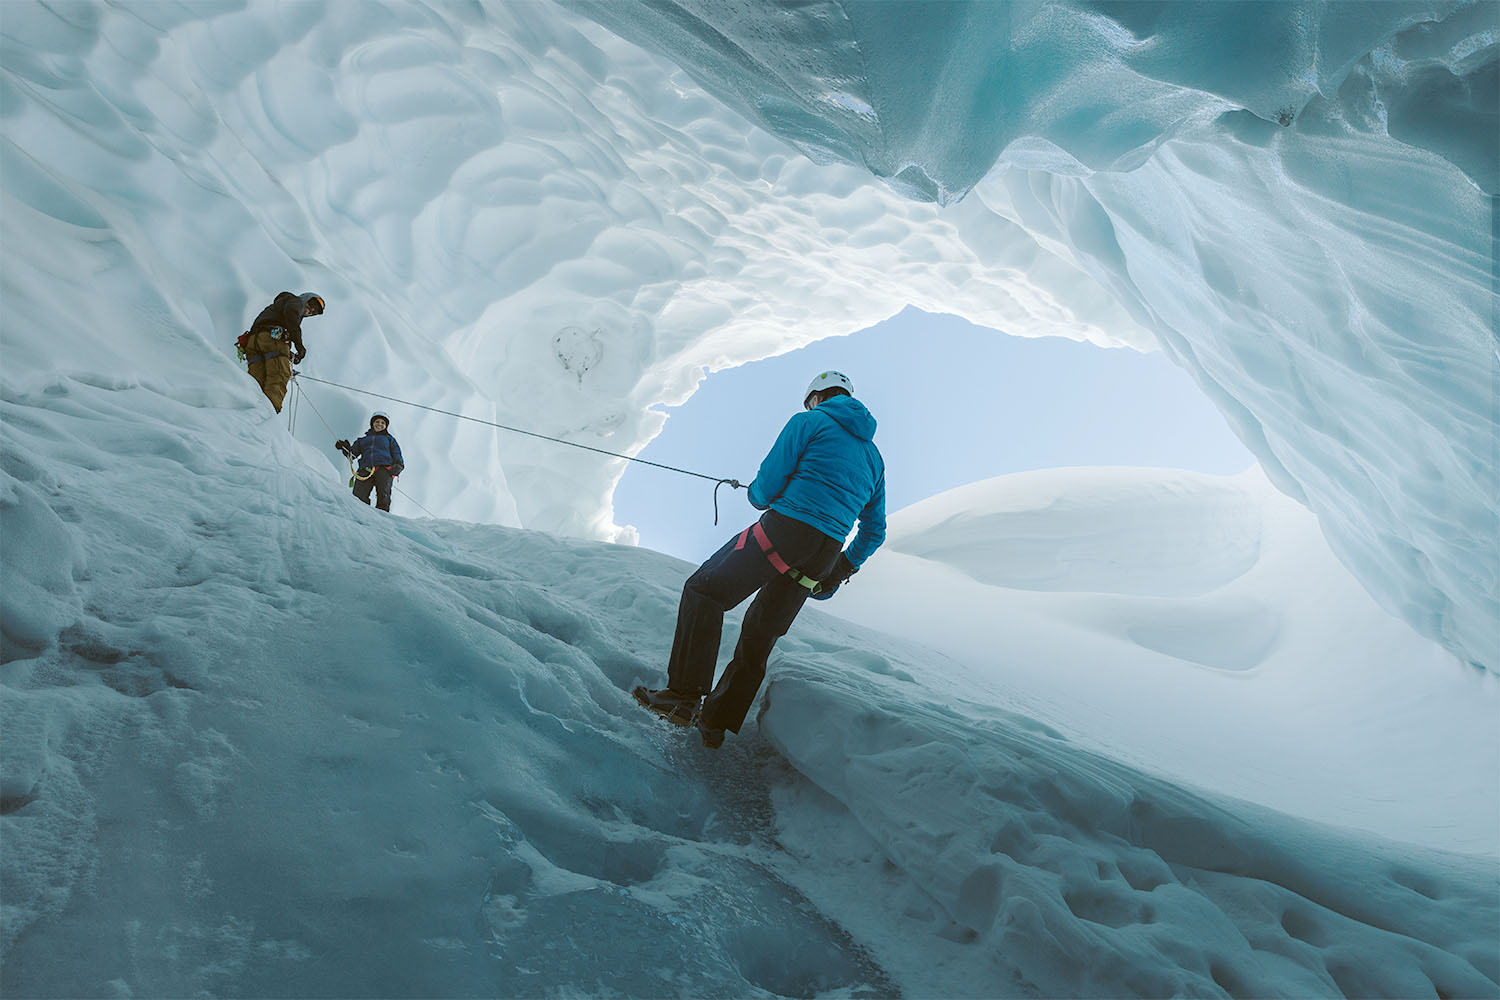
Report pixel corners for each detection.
[349,430,404,473]
[747,394,886,567]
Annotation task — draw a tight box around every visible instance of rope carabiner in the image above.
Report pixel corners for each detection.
[712,478,744,525]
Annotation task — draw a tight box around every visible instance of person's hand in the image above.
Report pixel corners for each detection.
[335,439,351,454]
[292,349,306,364]
[819,554,857,592]
[391,463,404,477]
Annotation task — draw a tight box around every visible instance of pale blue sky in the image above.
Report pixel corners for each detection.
[614,308,1255,563]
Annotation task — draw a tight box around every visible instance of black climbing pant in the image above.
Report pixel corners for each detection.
[353,467,394,512]
[666,509,842,733]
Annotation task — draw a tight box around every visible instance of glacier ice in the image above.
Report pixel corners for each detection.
[565,0,1500,665]
[3,1,1499,994]
[3,0,1492,670]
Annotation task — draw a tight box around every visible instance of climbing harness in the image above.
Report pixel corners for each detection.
[345,455,376,487]
[734,521,823,593]
[290,372,745,524]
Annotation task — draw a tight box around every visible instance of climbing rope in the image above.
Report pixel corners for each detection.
[286,377,302,434]
[291,372,743,523]
[390,483,442,520]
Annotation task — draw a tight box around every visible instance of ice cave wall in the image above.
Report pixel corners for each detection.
[563,0,1500,672]
[1,0,1495,670]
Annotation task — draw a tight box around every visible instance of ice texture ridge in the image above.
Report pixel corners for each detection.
[1,0,1496,670]
[566,0,1500,665]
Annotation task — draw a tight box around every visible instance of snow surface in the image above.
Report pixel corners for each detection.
[2,379,1496,997]
[0,0,1494,670]
[3,0,1499,996]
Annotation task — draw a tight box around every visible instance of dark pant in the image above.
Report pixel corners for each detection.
[353,467,394,511]
[667,510,843,732]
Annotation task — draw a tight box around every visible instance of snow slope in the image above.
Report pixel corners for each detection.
[2,0,1497,994]
[2,378,1496,997]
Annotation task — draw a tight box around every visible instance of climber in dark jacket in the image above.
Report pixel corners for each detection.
[335,412,405,512]
[634,370,886,749]
[244,291,324,412]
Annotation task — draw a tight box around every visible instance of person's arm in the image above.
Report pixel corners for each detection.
[272,295,306,361]
[390,438,404,476]
[747,412,815,509]
[814,472,884,598]
[844,468,886,568]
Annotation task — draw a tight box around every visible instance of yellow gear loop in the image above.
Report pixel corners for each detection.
[347,455,377,487]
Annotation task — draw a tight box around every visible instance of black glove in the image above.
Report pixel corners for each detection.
[292,349,306,364]
[824,553,857,588]
[811,553,857,600]
[391,463,404,477]
[335,439,352,455]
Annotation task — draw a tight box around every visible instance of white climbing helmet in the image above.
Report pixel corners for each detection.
[804,370,854,409]
[371,411,391,427]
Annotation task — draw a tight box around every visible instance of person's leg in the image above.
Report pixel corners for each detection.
[263,354,292,413]
[373,468,394,511]
[352,474,375,505]
[665,523,783,696]
[701,531,843,733]
[246,330,272,406]
[700,578,809,732]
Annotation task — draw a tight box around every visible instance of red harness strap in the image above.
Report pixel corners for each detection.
[735,521,792,573]
[735,521,820,591]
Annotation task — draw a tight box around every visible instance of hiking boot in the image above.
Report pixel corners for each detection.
[632,685,700,727]
[696,714,726,749]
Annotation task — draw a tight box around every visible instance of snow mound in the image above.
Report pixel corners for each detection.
[887,467,1261,598]
[764,669,1497,999]
[829,466,1499,855]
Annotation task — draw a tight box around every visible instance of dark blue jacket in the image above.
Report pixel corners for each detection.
[350,430,404,473]
[747,395,886,567]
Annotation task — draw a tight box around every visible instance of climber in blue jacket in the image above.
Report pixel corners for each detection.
[335,412,405,513]
[635,370,886,748]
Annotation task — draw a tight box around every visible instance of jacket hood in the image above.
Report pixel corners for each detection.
[816,394,876,441]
